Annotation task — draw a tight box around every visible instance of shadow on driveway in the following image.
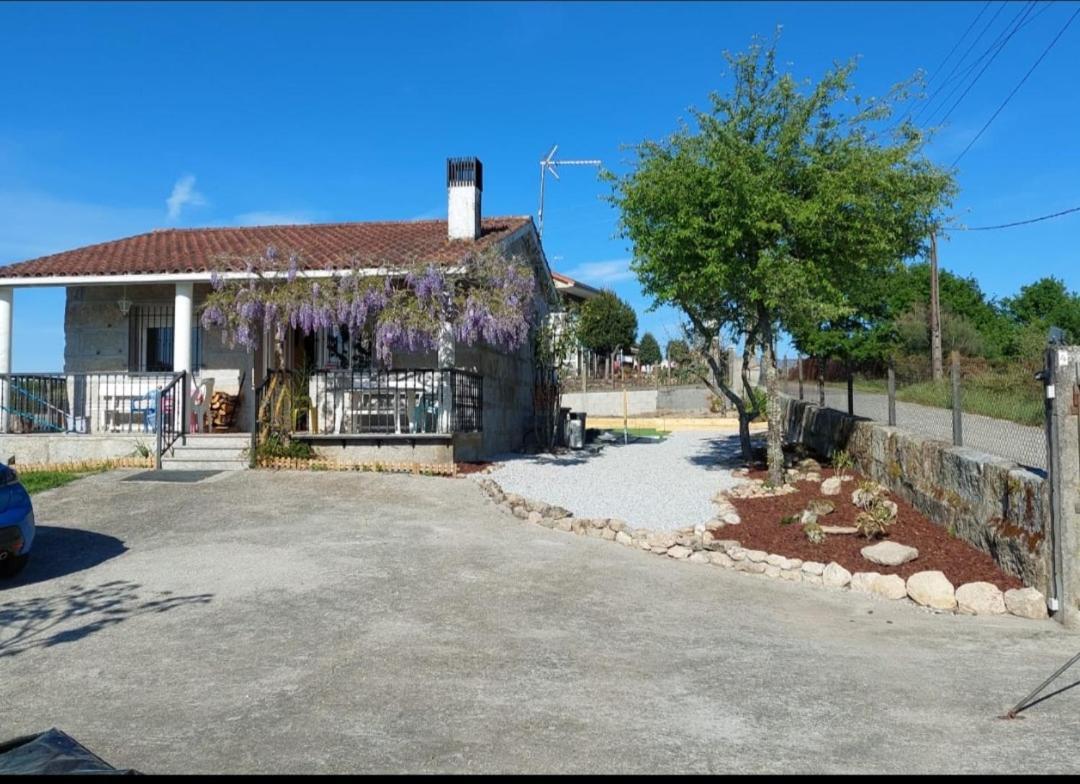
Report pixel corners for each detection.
[4,526,128,589]
[0,580,213,659]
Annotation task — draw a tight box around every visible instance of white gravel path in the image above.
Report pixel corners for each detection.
[485,431,747,531]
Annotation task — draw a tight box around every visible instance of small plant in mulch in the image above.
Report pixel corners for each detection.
[832,449,854,480]
[779,513,799,526]
[855,497,897,539]
[803,520,826,544]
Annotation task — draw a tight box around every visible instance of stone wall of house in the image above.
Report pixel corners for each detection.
[307,437,453,465]
[64,283,253,423]
[0,434,148,465]
[780,395,1051,593]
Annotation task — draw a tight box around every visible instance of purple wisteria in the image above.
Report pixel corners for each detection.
[200,247,536,364]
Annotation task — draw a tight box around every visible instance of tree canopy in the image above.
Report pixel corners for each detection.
[666,338,691,364]
[606,34,955,479]
[638,332,662,366]
[577,289,638,356]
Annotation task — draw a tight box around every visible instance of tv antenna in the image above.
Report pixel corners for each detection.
[537,144,601,239]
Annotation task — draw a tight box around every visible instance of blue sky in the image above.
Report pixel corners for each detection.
[1,0,1078,371]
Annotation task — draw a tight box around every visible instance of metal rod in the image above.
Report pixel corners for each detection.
[887,362,897,427]
[930,232,944,381]
[951,350,963,447]
[797,356,804,401]
[1004,648,1080,718]
[847,368,854,416]
[154,387,163,470]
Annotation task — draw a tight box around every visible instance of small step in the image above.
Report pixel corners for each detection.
[161,458,248,471]
[166,446,247,461]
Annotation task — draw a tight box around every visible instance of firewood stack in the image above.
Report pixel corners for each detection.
[210,391,239,430]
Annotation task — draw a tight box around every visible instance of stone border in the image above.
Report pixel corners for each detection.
[473,476,1049,622]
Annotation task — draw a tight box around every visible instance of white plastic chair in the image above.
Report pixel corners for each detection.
[190,377,214,433]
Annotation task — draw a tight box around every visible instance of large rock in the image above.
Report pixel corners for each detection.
[871,574,908,600]
[821,476,842,496]
[614,531,633,546]
[709,551,734,568]
[527,511,544,526]
[822,562,852,588]
[1004,588,1049,620]
[807,499,836,516]
[667,545,693,560]
[801,561,826,577]
[906,571,957,610]
[821,525,858,535]
[956,582,1007,615]
[745,550,769,563]
[861,541,919,566]
[850,572,880,594]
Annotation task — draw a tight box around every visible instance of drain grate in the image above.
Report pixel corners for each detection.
[123,470,222,483]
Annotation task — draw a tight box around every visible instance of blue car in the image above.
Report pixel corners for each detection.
[0,465,34,579]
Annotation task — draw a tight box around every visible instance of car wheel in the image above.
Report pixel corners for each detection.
[0,553,28,578]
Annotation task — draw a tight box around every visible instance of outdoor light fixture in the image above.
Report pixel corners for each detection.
[117,287,132,317]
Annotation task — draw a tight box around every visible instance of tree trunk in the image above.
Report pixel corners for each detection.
[761,321,785,486]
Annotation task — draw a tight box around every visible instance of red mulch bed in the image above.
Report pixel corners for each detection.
[454,462,494,476]
[729,469,1023,591]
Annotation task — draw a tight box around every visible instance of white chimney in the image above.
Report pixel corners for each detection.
[447,157,482,240]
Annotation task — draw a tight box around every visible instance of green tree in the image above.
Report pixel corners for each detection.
[607,35,955,481]
[666,338,691,364]
[638,332,662,366]
[578,289,637,364]
[1002,276,1080,344]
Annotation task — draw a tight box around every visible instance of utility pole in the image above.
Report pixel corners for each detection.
[930,232,944,381]
[537,145,602,239]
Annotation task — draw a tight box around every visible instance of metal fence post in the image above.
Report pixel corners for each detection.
[797,356,804,401]
[154,387,163,470]
[951,351,963,447]
[846,368,854,416]
[887,362,897,427]
[818,363,825,407]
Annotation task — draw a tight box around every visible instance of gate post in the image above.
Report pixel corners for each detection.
[1045,343,1080,626]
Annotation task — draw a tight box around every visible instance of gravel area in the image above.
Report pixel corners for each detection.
[485,431,746,530]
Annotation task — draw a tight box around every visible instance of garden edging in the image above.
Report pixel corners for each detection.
[473,475,1049,622]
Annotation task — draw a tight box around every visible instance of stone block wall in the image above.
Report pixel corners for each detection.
[781,396,1050,593]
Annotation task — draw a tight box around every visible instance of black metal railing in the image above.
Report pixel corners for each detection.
[155,371,187,467]
[256,367,483,437]
[0,372,182,436]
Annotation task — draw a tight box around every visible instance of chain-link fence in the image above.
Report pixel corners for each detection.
[779,354,1047,472]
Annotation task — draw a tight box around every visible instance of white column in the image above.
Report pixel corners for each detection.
[0,287,12,374]
[173,282,193,375]
[0,287,12,433]
[437,320,454,434]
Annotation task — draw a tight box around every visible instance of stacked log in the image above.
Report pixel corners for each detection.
[210,391,239,430]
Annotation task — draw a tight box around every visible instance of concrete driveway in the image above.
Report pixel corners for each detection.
[2,469,1079,774]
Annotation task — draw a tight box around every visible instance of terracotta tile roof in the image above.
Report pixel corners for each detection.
[0,216,533,279]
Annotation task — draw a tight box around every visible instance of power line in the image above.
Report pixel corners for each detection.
[951,4,1080,165]
[929,1,1037,128]
[910,1,1007,125]
[944,204,1080,232]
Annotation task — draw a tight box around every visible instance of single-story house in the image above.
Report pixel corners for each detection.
[0,158,560,467]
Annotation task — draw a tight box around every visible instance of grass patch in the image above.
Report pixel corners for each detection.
[605,427,671,439]
[19,467,107,495]
[828,373,1043,427]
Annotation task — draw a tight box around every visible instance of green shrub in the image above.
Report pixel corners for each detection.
[255,432,315,461]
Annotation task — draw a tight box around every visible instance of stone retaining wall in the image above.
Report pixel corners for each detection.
[780,396,1050,594]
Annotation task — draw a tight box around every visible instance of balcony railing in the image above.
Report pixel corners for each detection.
[257,368,483,437]
[0,372,184,436]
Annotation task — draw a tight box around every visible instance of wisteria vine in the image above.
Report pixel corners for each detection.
[200,246,537,364]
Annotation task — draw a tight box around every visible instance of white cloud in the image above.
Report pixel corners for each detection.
[165,174,206,221]
[565,258,636,285]
[233,211,316,227]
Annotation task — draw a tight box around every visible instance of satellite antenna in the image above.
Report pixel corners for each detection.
[537,144,601,239]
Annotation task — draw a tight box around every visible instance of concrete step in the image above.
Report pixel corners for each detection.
[166,446,247,461]
[161,457,248,471]
[177,434,251,449]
